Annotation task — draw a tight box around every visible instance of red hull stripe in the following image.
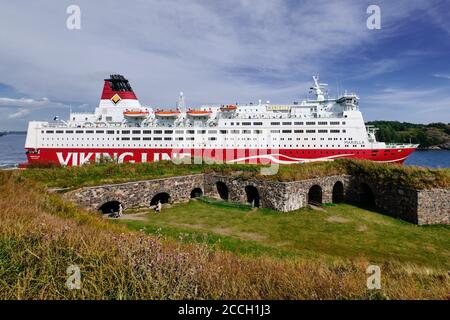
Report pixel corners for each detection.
[24,147,416,167]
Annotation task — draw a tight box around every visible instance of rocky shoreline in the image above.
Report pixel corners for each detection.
[418,142,450,151]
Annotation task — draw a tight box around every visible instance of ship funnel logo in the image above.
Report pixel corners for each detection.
[111,93,121,105]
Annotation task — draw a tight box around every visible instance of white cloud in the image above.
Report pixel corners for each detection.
[347,59,402,80]
[0,96,71,120]
[0,0,448,129]
[0,97,50,108]
[363,87,450,123]
[0,0,383,104]
[424,1,450,35]
[8,109,32,119]
[433,73,450,80]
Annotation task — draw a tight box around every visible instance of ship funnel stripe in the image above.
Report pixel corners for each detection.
[101,74,138,100]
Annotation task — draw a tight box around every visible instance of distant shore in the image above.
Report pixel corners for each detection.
[417,145,450,151]
[0,131,26,137]
[366,121,450,150]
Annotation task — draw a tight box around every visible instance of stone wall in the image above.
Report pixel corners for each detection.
[204,174,290,211]
[417,188,450,225]
[284,175,351,212]
[344,177,450,225]
[345,177,420,224]
[203,174,351,212]
[63,174,205,211]
[63,172,449,225]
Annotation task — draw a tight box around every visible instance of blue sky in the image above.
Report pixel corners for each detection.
[0,0,449,130]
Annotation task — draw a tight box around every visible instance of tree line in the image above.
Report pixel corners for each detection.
[366,121,450,148]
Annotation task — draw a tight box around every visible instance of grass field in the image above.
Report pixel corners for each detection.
[118,199,450,269]
[1,168,449,299]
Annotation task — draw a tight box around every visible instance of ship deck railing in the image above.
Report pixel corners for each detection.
[41,113,350,127]
[41,122,217,129]
[384,143,419,148]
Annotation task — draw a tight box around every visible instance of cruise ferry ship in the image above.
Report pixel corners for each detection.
[23,74,417,167]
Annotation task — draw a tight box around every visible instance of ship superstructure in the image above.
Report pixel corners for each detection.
[23,74,418,166]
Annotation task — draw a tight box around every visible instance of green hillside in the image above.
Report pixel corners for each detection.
[366,121,450,149]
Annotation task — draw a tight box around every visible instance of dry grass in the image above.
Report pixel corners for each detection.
[0,171,448,299]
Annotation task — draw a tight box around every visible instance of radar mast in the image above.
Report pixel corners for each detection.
[177,91,185,112]
[311,74,328,101]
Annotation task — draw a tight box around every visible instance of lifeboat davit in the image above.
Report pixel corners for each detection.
[154,110,180,117]
[123,109,150,118]
[220,105,237,112]
[187,109,212,117]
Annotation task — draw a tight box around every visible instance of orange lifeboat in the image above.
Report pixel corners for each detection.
[187,108,212,117]
[123,109,150,118]
[154,110,180,117]
[220,104,237,112]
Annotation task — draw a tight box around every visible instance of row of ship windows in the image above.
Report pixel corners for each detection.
[41,143,364,148]
[249,121,343,125]
[43,128,347,134]
[43,137,354,142]
[224,121,345,126]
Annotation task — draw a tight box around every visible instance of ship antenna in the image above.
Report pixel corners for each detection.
[177,91,186,113]
[312,74,327,101]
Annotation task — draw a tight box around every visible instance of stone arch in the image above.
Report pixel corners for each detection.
[150,192,171,206]
[216,181,229,201]
[359,183,375,208]
[190,187,203,198]
[245,185,260,207]
[332,181,344,203]
[98,200,122,214]
[308,185,322,204]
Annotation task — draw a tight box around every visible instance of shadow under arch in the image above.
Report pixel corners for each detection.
[190,187,203,198]
[359,183,375,208]
[245,185,260,207]
[332,181,344,203]
[216,181,229,201]
[308,185,322,205]
[150,192,171,206]
[98,200,122,214]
